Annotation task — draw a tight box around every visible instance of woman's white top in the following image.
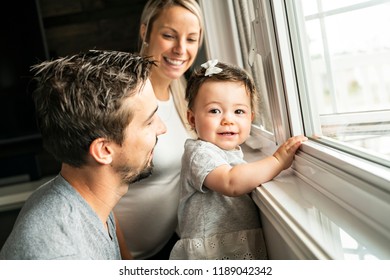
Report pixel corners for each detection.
[114,94,190,259]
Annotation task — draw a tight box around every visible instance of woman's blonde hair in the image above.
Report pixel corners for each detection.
[138,0,204,134]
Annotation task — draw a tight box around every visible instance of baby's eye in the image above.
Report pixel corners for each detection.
[209,108,221,114]
[235,109,246,114]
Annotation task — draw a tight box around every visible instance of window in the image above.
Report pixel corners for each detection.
[200,0,390,178]
[286,0,390,167]
[256,0,390,259]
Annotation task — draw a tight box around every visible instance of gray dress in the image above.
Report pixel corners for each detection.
[170,139,267,260]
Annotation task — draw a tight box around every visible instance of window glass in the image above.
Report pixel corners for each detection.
[249,49,275,135]
[233,0,276,138]
[289,0,390,166]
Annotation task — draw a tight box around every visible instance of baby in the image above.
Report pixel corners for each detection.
[170,60,307,259]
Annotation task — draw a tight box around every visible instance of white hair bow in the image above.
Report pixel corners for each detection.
[201,59,222,76]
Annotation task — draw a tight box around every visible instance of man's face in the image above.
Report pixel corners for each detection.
[112,79,166,184]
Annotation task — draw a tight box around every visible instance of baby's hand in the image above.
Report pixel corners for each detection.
[273,135,308,170]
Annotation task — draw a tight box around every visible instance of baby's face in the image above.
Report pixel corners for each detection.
[188,80,254,151]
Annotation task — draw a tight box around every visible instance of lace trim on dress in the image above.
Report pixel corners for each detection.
[170,228,268,260]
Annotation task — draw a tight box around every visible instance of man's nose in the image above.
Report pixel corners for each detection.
[157,115,167,135]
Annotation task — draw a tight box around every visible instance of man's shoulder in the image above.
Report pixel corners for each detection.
[23,176,78,214]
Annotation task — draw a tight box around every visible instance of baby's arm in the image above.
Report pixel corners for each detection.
[203,135,307,197]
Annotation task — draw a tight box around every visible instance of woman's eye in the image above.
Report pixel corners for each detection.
[187,37,198,43]
[235,109,245,114]
[163,34,174,39]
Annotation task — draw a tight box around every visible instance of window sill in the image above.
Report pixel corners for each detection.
[252,169,390,259]
[242,140,390,260]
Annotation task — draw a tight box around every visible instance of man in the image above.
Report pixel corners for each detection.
[0,50,166,259]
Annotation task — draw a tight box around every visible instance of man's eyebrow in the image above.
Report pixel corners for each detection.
[145,106,159,123]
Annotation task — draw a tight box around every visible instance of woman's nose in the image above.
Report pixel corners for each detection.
[173,39,185,55]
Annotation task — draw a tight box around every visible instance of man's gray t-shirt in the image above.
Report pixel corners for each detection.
[0,175,120,260]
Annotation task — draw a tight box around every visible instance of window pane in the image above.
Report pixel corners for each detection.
[250,52,275,135]
[290,0,390,165]
[245,0,275,136]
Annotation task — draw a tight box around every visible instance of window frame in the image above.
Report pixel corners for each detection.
[284,0,390,168]
[272,0,390,227]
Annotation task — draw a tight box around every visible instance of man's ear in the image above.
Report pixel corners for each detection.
[89,138,113,165]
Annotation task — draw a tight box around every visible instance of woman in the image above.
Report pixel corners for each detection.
[114,0,204,260]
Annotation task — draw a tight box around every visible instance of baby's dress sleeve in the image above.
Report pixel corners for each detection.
[186,142,229,193]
